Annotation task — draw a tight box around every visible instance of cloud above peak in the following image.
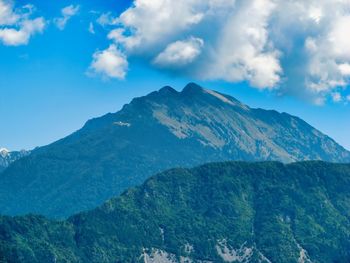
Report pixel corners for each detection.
[0,0,45,46]
[91,0,350,103]
[89,44,128,80]
[153,37,204,68]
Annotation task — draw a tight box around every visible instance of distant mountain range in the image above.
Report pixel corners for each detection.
[0,83,349,218]
[0,148,29,173]
[1,161,350,263]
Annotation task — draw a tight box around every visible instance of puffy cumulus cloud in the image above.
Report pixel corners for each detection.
[290,9,350,101]
[247,0,350,102]
[95,0,350,103]
[54,5,80,30]
[89,44,128,80]
[0,17,45,46]
[0,0,19,25]
[154,37,204,67]
[112,0,206,50]
[96,0,281,88]
[201,0,281,89]
[0,0,45,46]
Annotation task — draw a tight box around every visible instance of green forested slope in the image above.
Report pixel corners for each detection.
[1,161,350,262]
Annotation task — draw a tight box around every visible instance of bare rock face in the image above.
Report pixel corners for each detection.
[148,83,349,163]
[0,83,349,218]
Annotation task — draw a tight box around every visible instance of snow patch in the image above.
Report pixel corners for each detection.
[113,121,131,127]
[0,148,10,157]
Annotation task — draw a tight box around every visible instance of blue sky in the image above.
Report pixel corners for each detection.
[0,0,350,151]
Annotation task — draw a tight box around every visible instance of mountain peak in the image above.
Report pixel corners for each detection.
[181,82,204,94]
[0,148,9,157]
[158,85,178,95]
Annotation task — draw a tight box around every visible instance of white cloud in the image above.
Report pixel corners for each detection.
[0,0,45,46]
[115,0,206,50]
[309,7,323,24]
[328,15,350,60]
[54,5,80,30]
[0,0,19,25]
[0,17,45,46]
[339,63,350,76]
[96,12,118,27]
[295,12,350,97]
[267,0,350,102]
[96,0,281,88]
[332,92,342,103]
[154,37,204,67]
[89,45,128,79]
[94,0,350,102]
[202,0,281,89]
[88,22,95,34]
[97,0,281,88]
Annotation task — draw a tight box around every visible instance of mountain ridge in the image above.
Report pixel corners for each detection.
[0,83,349,218]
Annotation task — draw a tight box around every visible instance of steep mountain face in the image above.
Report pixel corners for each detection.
[1,161,350,263]
[0,83,349,218]
[0,148,29,173]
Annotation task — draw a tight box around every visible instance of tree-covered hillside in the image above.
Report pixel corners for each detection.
[1,161,350,262]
